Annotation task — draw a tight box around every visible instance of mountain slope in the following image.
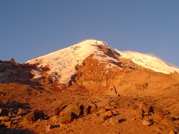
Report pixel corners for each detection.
[1,40,179,134]
[26,40,120,85]
[26,39,179,86]
[116,50,179,74]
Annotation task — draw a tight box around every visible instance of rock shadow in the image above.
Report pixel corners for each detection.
[0,127,37,134]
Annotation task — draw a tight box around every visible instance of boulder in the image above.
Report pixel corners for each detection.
[0,116,10,121]
[23,110,44,123]
[59,103,82,124]
[171,111,179,119]
[60,103,81,117]
[142,119,153,126]
[61,113,76,124]
[168,131,175,134]
[109,117,119,125]
[151,107,164,123]
[4,121,12,128]
[89,104,98,114]
[101,110,114,120]
[17,108,28,115]
[45,124,51,132]
[96,108,106,114]
[50,115,61,126]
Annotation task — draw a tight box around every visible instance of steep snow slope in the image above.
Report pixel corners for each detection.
[26,40,117,84]
[115,50,179,74]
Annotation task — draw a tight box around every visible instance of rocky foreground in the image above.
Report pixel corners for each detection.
[0,82,179,134]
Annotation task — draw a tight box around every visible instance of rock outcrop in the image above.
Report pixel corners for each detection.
[0,59,33,83]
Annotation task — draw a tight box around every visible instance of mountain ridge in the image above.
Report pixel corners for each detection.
[26,39,179,87]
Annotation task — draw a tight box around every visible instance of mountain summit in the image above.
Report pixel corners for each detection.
[26,40,119,84]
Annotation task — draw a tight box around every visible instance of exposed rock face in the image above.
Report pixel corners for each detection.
[0,59,33,83]
[68,53,179,96]
[73,55,125,94]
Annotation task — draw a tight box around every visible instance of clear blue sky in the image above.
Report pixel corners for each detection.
[1,0,179,66]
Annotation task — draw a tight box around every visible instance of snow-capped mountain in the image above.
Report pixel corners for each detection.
[26,39,179,85]
[26,40,119,85]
